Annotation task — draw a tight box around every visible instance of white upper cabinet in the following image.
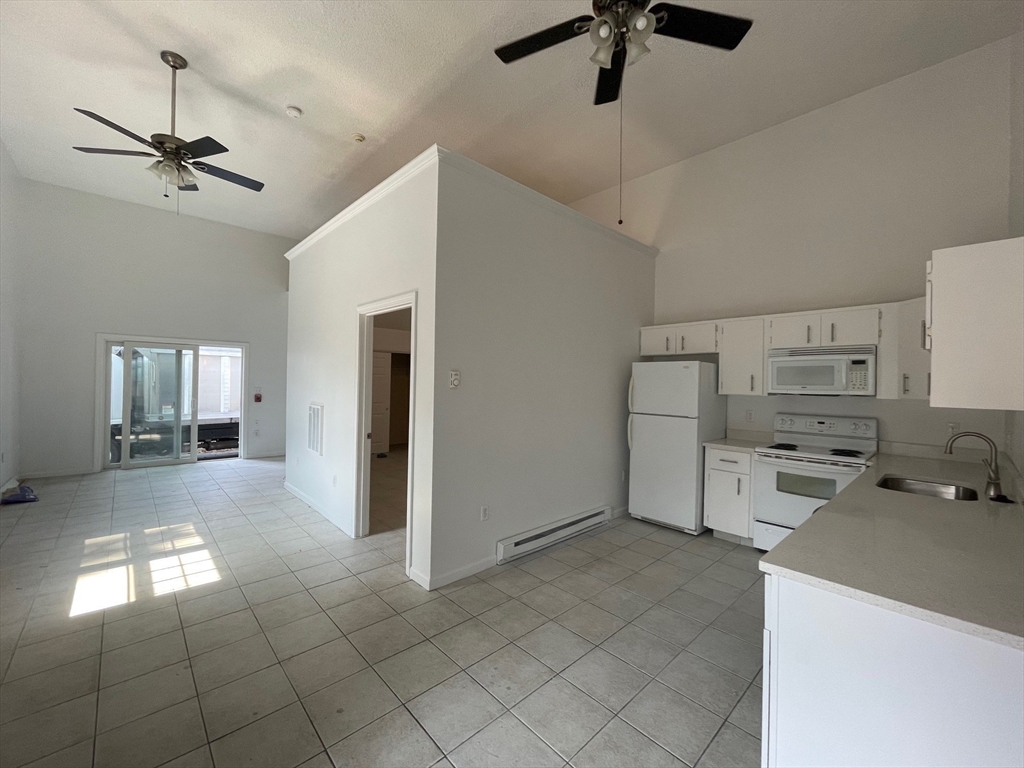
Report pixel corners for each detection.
[676,322,718,354]
[718,318,764,395]
[927,237,1023,411]
[820,307,880,346]
[897,297,930,400]
[640,326,676,356]
[768,314,820,349]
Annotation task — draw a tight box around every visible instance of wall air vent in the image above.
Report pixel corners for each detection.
[308,403,324,455]
[496,506,611,564]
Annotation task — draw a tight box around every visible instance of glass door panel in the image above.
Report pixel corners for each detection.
[122,344,198,468]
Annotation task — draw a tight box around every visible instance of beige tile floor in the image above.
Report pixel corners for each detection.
[0,457,762,768]
[369,446,408,538]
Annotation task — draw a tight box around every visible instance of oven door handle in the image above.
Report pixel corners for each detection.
[754,455,865,474]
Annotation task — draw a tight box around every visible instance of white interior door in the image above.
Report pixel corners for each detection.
[121,342,199,468]
[371,351,391,454]
[628,413,700,532]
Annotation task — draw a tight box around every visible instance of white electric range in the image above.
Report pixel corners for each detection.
[752,413,878,551]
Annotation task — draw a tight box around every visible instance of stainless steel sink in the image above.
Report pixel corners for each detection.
[876,475,978,501]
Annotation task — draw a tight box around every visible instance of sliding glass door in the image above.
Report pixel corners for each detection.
[119,343,199,468]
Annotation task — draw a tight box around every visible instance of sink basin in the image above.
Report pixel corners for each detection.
[876,475,978,501]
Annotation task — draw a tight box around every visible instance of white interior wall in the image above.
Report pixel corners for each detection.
[431,155,655,585]
[572,37,1014,322]
[13,180,293,477]
[0,141,23,488]
[284,156,438,580]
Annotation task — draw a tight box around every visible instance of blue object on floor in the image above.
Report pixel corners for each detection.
[0,485,38,504]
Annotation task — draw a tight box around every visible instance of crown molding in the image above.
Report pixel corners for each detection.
[285,144,658,261]
[285,146,441,261]
[435,147,658,259]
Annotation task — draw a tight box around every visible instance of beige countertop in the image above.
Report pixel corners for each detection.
[703,438,761,453]
[759,453,1024,649]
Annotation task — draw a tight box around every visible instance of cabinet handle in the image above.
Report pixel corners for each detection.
[806,325,811,344]
[665,336,670,352]
[720,458,739,464]
[750,374,755,392]
[680,336,685,351]
[920,319,926,350]
[737,477,742,495]
[830,322,836,343]
[902,374,909,394]
[927,372,931,396]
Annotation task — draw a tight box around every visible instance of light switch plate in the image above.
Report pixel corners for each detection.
[450,371,460,388]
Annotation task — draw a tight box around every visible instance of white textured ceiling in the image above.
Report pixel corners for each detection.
[1,1,1021,240]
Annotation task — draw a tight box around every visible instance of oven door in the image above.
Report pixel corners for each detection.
[767,356,848,395]
[753,455,863,529]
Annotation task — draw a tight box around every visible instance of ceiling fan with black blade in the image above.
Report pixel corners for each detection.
[495,0,752,105]
[72,51,264,194]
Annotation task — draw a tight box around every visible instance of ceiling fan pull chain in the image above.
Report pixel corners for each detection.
[618,70,623,226]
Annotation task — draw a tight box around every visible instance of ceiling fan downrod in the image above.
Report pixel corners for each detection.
[160,51,188,138]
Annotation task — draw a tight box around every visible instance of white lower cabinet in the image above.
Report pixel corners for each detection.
[763,575,1024,767]
[703,448,751,538]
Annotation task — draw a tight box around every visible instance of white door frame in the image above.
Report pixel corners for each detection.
[354,292,417,573]
[94,333,250,472]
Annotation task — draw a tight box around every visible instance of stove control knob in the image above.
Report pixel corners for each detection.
[787,418,795,426]
[861,422,872,432]
[851,423,859,431]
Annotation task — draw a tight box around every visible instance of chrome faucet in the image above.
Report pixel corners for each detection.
[944,432,1002,500]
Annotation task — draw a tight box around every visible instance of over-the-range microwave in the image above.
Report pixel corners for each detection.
[767,346,876,396]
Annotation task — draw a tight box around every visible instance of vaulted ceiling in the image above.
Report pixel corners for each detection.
[1,0,1020,240]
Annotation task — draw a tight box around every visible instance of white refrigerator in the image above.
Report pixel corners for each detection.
[628,361,726,534]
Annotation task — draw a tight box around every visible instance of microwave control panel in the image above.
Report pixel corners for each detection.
[774,414,878,439]
[849,360,870,391]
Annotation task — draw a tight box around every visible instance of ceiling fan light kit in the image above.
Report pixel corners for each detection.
[72,50,265,196]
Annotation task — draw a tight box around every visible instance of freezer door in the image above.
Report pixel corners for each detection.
[628,413,701,532]
[630,361,701,417]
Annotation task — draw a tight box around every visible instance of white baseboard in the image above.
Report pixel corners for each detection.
[282,482,355,539]
[244,451,286,460]
[610,505,629,520]
[422,553,498,592]
[17,466,97,481]
[409,567,431,590]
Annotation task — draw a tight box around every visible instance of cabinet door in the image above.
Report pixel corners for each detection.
[929,237,1024,410]
[704,468,750,538]
[676,322,717,354]
[640,327,676,356]
[718,318,764,395]
[897,297,930,400]
[820,308,879,346]
[769,314,820,349]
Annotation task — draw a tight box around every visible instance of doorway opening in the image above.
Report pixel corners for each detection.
[102,338,246,470]
[355,295,416,573]
[370,310,411,535]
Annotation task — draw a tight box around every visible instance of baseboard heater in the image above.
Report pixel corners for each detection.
[496,506,611,564]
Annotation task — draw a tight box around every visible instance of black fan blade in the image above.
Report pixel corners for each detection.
[179,136,228,160]
[73,108,154,147]
[191,161,264,192]
[649,3,752,50]
[495,15,594,63]
[178,183,199,192]
[594,46,626,105]
[74,147,158,157]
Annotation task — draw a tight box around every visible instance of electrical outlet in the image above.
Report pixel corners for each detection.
[480,506,488,521]
[745,410,754,423]
[946,422,961,436]
[253,429,260,437]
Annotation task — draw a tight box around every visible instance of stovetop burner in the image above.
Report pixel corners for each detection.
[830,448,864,457]
[767,443,798,450]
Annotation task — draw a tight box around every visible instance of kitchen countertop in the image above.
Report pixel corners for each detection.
[703,438,761,453]
[759,453,1024,650]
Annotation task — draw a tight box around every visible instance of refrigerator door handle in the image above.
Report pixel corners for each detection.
[628,376,635,413]
[627,414,634,450]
